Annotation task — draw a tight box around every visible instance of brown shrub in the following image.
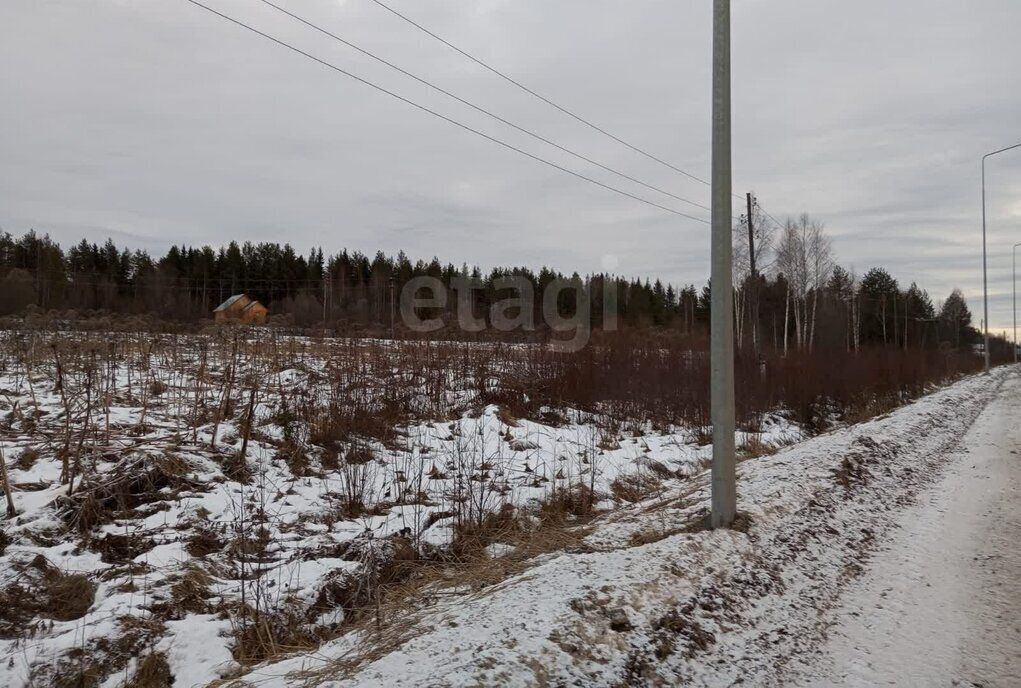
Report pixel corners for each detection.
[308,398,402,450]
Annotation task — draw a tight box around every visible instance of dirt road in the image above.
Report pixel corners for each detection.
[789,371,1021,686]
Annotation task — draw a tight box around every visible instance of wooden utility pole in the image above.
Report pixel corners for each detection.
[390,276,396,339]
[327,273,333,327]
[746,192,758,355]
[904,292,910,351]
[709,0,736,529]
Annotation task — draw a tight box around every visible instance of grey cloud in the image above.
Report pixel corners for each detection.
[1,0,1019,328]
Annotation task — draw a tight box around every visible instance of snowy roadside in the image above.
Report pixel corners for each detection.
[232,366,1016,687]
[783,366,1021,687]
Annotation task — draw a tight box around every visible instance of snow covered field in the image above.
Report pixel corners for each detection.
[0,327,1012,687]
[0,330,794,687]
[231,365,1018,687]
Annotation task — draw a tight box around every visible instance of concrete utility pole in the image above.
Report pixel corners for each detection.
[981,141,1021,372]
[1014,243,1020,363]
[709,0,736,529]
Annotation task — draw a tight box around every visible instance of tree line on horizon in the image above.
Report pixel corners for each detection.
[0,222,1007,357]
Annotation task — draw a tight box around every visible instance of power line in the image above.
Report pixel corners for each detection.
[754,200,786,232]
[367,0,716,189]
[180,0,708,224]
[257,0,710,213]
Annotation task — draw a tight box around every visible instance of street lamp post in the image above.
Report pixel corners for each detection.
[981,141,1021,372]
[1014,242,1021,364]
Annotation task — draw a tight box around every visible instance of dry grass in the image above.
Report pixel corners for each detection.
[229,606,320,666]
[42,569,95,621]
[95,531,156,564]
[0,555,96,637]
[448,503,522,559]
[278,439,311,477]
[293,515,596,685]
[186,525,226,558]
[15,446,40,470]
[30,615,168,688]
[628,526,689,547]
[538,484,596,524]
[264,490,601,686]
[220,449,253,484]
[163,563,213,617]
[737,435,780,459]
[57,453,200,533]
[610,472,663,503]
[125,653,173,688]
[38,659,105,688]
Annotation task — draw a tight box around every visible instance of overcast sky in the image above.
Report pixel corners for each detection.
[2,0,1020,330]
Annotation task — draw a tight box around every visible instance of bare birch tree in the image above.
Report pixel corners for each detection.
[775,214,832,352]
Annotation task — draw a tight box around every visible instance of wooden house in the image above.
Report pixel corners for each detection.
[213,294,268,325]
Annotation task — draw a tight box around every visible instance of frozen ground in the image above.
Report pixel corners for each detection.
[230,365,1019,687]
